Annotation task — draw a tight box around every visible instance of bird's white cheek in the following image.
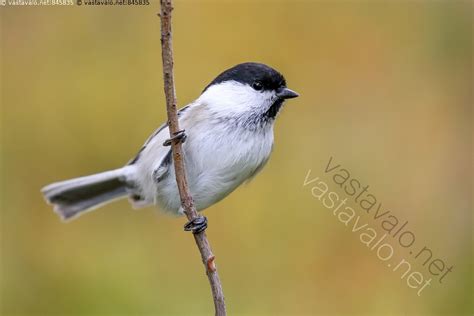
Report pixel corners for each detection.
[198,81,274,116]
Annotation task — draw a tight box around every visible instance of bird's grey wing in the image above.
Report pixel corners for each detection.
[126,105,191,206]
[127,105,190,165]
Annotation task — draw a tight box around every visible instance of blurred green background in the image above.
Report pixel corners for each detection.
[1,1,472,315]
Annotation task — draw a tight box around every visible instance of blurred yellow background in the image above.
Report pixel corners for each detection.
[1,1,472,315]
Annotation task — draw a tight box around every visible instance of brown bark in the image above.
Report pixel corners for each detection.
[158,1,227,315]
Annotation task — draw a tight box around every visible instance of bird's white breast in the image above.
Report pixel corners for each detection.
[133,81,279,215]
[144,103,274,215]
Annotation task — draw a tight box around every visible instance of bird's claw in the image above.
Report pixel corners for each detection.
[163,130,187,146]
[184,216,207,234]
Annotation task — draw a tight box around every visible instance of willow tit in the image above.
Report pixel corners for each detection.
[42,62,298,231]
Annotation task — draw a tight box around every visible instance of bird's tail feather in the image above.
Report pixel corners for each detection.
[41,167,133,221]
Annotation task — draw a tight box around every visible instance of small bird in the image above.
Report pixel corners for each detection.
[42,62,298,232]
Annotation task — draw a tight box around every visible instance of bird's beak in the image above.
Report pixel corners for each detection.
[276,87,299,99]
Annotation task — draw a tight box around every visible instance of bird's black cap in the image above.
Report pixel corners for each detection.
[203,62,287,92]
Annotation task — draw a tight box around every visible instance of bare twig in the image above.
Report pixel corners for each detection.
[158,1,226,315]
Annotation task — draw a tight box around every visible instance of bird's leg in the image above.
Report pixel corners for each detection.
[163,129,187,146]
[184,216,208,234]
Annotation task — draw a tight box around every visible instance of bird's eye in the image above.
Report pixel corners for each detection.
[252,81,263,91]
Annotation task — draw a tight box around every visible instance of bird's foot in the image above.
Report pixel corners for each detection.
[184,216,207,234]
[163,130,187,146]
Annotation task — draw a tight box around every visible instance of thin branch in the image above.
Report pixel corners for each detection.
[158,1,227,315]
